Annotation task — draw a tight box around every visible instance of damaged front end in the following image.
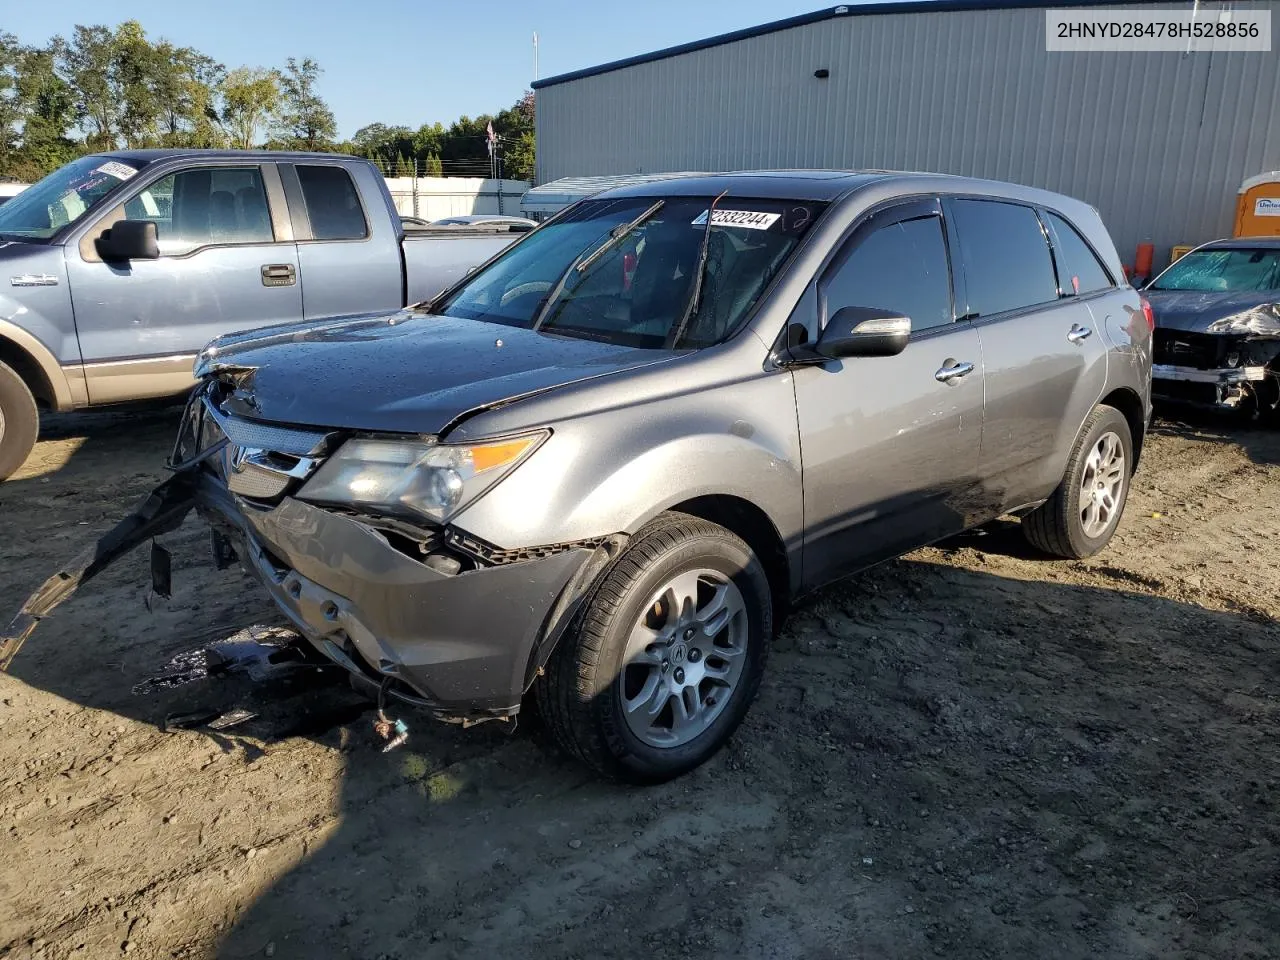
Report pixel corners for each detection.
[1151,304,1280,416]
[1,379,624,726]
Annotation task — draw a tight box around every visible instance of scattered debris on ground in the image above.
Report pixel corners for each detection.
[1,406,1277,959]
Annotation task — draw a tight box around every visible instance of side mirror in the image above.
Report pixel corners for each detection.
[98,220,160,261]
[816,306,911,358]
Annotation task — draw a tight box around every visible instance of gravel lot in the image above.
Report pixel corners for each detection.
[1,405,1277,960]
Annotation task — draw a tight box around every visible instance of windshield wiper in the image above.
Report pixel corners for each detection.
[531,200,665,333]
[667,190,728,348]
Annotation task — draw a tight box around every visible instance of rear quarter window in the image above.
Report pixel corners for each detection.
[1047,211,1113,294]
[951,199,1058,317]
[296,165,369,241]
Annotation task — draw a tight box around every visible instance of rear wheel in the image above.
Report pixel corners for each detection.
[0,360,38,481]
[1022,405,1132,559]
[536,513,771,783]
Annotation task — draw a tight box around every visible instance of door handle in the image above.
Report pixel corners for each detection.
[261,263,296,287]
[934,359,975,384]
[1067,324,1093,344]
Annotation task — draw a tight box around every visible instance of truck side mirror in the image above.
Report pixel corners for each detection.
[816,306,911,358]
[98,220,160,261]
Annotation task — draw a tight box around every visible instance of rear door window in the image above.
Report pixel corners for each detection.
[296,165,368,240]
[1046,212,1113,294]
[822,214,954,332]
[951,199,1058,317]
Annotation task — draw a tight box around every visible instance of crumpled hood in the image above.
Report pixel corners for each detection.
[198,309,675,435]
[1144,289,1280,334]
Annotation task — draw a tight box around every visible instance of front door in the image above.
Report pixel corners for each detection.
[794,199,985,590]
[66,162,301,403]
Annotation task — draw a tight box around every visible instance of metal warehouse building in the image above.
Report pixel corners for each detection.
[532,0,1280,267]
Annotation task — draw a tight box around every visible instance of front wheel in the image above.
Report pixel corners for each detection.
[0,360,39,481]
[1022,405,1133,559]
[536,514,771,783]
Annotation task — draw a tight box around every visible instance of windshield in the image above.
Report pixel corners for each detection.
[437,195,825,349]
[1149,247,1280,292]
[0,155,146,241]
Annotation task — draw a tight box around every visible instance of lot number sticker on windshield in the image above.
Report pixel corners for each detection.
[692,209,781,230]
[93,160,138,181]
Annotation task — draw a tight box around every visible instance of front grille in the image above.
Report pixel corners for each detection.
[1152,330,1234,369]
[214,412,330,458]
[175,385,336,505]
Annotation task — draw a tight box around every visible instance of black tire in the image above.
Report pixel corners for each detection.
[535,512,771,784]
[1240,373,1280,425]
[1022,405,1133,559]
[0,360,38,481]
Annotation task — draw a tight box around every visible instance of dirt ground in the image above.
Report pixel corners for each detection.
[0,403,1277,960]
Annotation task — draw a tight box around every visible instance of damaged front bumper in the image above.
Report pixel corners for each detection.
[2,415,622,724]
[1151,329,1280,410]
[203,478,618,718]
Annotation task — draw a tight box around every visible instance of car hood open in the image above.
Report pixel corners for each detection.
[197,310,675,435]
[1144,289,1280,333]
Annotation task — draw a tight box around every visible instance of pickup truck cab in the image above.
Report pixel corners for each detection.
[0,150,526,478]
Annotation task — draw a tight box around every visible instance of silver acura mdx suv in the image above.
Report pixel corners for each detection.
[4,171,1152,783]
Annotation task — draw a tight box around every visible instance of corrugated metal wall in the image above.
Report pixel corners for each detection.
[535,2,1280,264]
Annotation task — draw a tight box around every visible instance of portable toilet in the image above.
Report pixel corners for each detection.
[1234,172,1280,236]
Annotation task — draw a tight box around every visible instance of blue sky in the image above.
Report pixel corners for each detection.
[5,0,828,139]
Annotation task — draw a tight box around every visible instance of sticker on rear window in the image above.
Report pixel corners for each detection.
[692,209,781,231]
[93,161,138,181]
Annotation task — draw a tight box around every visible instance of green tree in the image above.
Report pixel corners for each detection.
[10,44,76,179]
[0,33,21,174]
[114,21,165,147]
[220,66,279,149]
[152,43,225,147]
[424,153,442,177]
[277,57,335,150]
[502,130,535,182]
[351,122,414,169]
[60,25,117,149]
[413,122,444,166]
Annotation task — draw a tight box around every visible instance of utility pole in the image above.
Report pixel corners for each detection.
[533,32,539,82]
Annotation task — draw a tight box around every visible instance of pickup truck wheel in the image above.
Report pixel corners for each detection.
[0,360,39,481]
[536,513,771,783]
[1022,405,1132,559]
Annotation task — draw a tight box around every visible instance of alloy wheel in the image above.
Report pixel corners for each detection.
[618,568,749,748]
[1079,430,1125,538]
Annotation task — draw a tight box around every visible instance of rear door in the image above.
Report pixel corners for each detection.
[946,197,1109,512]
[280,161,403,320]
[793,198,985,590]
[66,161,301,403]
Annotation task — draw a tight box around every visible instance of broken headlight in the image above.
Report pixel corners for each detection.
[1206,306,1280,337]
[298,432,547,524]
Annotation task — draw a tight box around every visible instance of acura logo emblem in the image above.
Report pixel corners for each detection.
[228,445,260,473]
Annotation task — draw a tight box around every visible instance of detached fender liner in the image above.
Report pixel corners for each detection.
[0,472,197,671]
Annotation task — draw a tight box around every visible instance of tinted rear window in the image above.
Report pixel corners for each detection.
[951,199,1058,317]
[1047,212,1112,294]
[296,165,368,240]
